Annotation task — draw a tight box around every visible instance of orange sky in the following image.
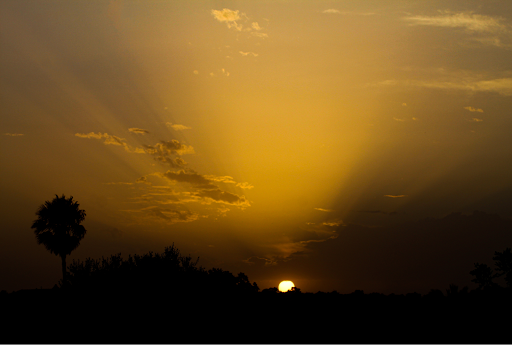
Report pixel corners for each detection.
[2,0,512,294]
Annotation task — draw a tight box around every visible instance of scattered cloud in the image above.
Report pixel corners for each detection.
[4,133,24,136]
[236,182,254,190]
[195,188,250,207]
[464,106,483,112]
[204,175,237,184]
[166,122,191,131]
[251,22,262,30]
[322,9,341,14]
[314,208,334,212]
[143,140,194,166]
[129,128,149,134]
[239,51,259,57]
[211,8,243,31]
[161,170,213,187]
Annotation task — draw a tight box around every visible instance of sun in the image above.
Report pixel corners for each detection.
[278,280,295,292]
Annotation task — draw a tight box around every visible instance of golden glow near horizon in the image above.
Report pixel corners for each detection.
[2,0,512,295]
[278,281,295,292]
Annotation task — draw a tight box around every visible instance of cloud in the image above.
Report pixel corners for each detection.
[236,182,254,190]
[239,51,259,57]
[166,122,191,131]
[464,106,484,112]
[193,70,199,75]
[211,8,243,31]
[403,11,507,33]
[469,118,484,122]
[384,195,406,198]
[377,77,512,96]
[314,208,334,212]
[203,175,254,189]
[75,132,138,153]
[322,9,341,14]
[393,117,407,122]
[4,133,24,136]
[195,188,250,207]
[129,128,149,134]
[161,170,214,187]
[322,10,376,16]
[127,206,200,224]
[251,32,268,38]
[143,140,194,167]
[211,8,240,23]
[204,175,237,184]
[251,22,262,30]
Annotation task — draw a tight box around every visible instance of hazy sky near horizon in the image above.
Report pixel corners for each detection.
[2,0,512,294]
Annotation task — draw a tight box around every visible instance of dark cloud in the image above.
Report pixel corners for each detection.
[162,170,214,187]
[135,206,199,224]
[195,188,250,207]
[143,140,193,167]
[129,128,149,134]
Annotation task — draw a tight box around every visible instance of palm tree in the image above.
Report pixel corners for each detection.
[31,194,87,287]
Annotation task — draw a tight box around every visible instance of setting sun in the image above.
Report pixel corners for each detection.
[278,281,295,292]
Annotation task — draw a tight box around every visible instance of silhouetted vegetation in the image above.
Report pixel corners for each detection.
[471,247,512,289]
[66,244,259,297]
[31,195,87,287]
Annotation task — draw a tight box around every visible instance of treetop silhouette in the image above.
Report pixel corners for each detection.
[31,194,87,287]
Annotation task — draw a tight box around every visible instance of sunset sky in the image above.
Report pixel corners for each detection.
[2,0,512,294]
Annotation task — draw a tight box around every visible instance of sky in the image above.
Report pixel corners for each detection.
[2,0,512,294]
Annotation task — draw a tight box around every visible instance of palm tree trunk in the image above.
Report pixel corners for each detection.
[61,253,67,287]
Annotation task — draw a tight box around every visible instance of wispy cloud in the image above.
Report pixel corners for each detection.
[166,122,191,131]
[469,118,484,122]
[404,11,507,33]
[194,188,250,207]
[464,106,484,112]
[322,9,341,14]
[4,133,24,136]
[314,208,334,212]
[125,206,200,225]
[384,195,406,198]
[75,132,141,153]
[377,77,512,96]
[239,51,259,57]
[236,182,254,190]
[129,128,149,134]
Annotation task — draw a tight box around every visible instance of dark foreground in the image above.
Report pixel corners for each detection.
[0,289,512,344]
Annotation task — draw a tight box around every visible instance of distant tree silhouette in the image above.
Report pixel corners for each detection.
[470,248,512,289]
[67,244,260,297]
[31,195,86,287]
[493,248,512,288]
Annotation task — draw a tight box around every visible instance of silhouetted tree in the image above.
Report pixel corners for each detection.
[31,195,86,287]
[470,263,495,289]
[493,248,512,288]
